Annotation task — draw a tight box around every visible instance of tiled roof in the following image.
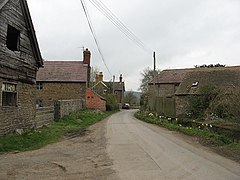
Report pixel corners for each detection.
[175,66,240,95]
[150,68,194,84]
[37,61,88,82]
[104,82,125,91]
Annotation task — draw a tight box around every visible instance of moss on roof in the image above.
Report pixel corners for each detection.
[175,67,240,95]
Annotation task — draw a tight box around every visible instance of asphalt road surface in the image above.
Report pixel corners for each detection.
[107,110,240,180]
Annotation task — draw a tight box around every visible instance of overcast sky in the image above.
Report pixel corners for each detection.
[28,0,240,91]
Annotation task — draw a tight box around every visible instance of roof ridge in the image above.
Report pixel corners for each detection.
[43,60,83,62]
[0,0,10,10]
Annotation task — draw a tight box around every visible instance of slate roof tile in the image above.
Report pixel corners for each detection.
[37,61,88,82]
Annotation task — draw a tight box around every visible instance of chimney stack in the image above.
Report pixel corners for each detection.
[83,48,91,66]
[95,72,103,83]
[119,74,123,83]
[99,72,103,81]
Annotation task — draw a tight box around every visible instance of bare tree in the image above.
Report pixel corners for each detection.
[90,66,100,87]
[139,67,154,93]
[124,91,138,105]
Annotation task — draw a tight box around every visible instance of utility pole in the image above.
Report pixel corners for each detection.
[153,52,157,111]
[153,52,156,93]
[112,75,115,94]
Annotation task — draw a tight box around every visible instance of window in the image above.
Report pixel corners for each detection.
[192,81,199,87]
[2,82,17,106]
[6,25,20,51]
[36,100,43,108]
[36,82,43,90]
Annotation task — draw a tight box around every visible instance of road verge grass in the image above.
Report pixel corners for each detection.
[135,111,240,162]
[0,110,115,153]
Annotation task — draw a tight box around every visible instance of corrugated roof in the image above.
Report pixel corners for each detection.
[36,61,88,82]
[175,66,240,95]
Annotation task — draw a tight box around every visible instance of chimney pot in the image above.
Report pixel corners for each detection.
[119,74,123,83]
[99,72,103,81]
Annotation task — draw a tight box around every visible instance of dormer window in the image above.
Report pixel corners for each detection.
[6,25,20,51]
[192,81,199,87]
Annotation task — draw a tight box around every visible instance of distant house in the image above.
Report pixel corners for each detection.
[0,0,43,134]
[92,72,125,104]
[86,88,106,111]
[148,66,240,117]
[36,49,91,107]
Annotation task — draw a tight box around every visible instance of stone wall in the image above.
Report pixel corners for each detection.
[0,79,36,135]
[54,99,83,119]
[35,107,54,127]
[175,95,188,116]
[158,84,176,97]
[36,82,86,107]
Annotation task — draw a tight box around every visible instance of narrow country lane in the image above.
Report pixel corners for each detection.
[106,110,240,180]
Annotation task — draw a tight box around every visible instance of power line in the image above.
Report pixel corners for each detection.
[80,0,112,76]
[88,0,153,54]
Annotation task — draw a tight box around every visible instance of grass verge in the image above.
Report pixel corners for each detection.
[0,110,115,153]
[135,111,240,162]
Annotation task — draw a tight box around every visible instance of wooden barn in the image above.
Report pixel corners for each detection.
[0,0,43,134]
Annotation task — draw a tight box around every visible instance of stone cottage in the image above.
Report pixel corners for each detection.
[36,49,91,107]
[0,0,43,134]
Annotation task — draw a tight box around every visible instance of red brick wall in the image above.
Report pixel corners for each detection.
[86,88,106,111]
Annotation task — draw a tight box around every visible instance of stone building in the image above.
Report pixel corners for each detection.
[0,0,43,134]
[93,72,125,105]
[148,66,240,117]
[175,66,240,115]
[36,49,91,107]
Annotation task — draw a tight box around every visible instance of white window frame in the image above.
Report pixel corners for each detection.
[1,82,18,107]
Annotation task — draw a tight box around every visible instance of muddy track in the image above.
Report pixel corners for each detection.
[0,118,118,180]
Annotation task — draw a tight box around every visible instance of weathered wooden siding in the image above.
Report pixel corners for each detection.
[0,0,37,84]
[0,0,41,134]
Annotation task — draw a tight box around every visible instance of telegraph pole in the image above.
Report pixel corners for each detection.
[153,51,156,72]
[153,52,156,93]
[153,52,157,111]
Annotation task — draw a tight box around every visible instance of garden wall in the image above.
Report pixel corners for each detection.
[54,99,83,119]
[36,107,54,127]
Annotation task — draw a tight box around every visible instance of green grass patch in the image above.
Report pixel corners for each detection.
[135,110,240,162]
[0,110,114,153]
